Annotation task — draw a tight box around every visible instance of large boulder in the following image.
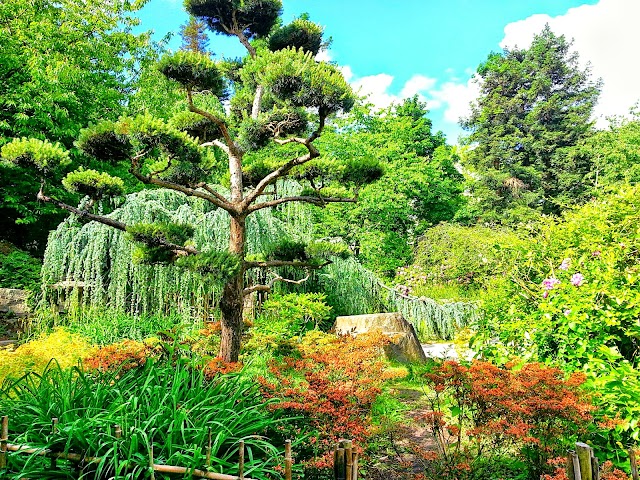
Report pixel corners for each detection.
[334,312,427,363]
[0,288,29,317]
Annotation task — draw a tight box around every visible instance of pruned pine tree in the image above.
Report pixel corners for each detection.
[1,0,382,362]
[180,16,210,54]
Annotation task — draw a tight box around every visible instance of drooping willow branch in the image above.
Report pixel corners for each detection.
[37,186,199,256]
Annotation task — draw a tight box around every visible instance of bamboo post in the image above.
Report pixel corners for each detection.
[0,415,8,469]
[206,427,212,467]
[576,442,593,480]
[51,418,58,470]
[284,440,292,480]
[114,424,122,439]
[567,450,582,480]
[238,440,244,480]
[591,455,600,480]
[342,440,353,480]
[630,448,639,480]
[351,452,359,480]
[334,447,346,480]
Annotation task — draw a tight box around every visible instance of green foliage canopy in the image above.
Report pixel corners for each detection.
[462,26,601,221]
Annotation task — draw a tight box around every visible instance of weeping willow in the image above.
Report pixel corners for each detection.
[42,183,475,339]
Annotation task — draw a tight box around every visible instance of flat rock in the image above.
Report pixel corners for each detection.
[334,312,428,364]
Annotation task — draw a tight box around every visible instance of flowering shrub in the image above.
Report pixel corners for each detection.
[259,331,400,473]
[0,328,96,382]
[84,339,160,372]
[473,186,640,466]
[416,360,594,479]
[202,356,242,379]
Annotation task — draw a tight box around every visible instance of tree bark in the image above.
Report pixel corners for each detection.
[219,215,246,362]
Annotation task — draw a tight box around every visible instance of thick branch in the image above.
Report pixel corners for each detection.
[242,150,318,207]
[244,259,331,270]
[243,272,310,296]
[247,195,357,213]
[234,29,256,58]
[243,116,327,207]
[251,85,264,119]
[187,89,239,157]
[130,168,237,214]
[200,139,230,155]
[195,182,230,204]
[37,188,199,255]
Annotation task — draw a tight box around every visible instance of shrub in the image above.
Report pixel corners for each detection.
[416,360,593,479]
[259,331,402,474]
[0,328,95,383]
[0,244,41,292]
[472,185,640,465]
[84,339,161,373]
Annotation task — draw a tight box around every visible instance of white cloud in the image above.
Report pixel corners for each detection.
[500,0,640,126]
[430,78,480,124]
[349,73,440,110]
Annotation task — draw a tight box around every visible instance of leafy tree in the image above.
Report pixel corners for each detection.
[461,26,601,221]
[314,99,463,277]
[1,0,380,361]
[0,0,152,251]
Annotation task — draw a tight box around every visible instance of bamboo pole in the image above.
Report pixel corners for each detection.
[576,442,593,480]
[630,448,639,480]
[206,427,212,467]
[238,440,244,480]
[334,447,346,480]
[0,415,8,468]
[572,451,583,480]
[284,439,292,480]
[149,442,156,480]
[342,440,353,480]
[351,452,359,480]
[591,456,600,480]
[5,444,256,480]
[114,424,122,439]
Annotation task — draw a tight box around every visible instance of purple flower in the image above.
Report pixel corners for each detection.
[564,309,572,317]
[571,273,584,287]
[592,250,601,257]
[559,258,571,271]
[542,277,561,290]
[543,291,549,299]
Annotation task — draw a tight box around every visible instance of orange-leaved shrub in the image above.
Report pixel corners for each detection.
[416,360,594,479]
[259,330,401,474]
[84,339,160,372]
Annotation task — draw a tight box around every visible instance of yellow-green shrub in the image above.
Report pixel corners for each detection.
[0,328,96,382]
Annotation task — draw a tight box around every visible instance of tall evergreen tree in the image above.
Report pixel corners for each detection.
[461,26,601,221]
[180,16,210,54]
[2,0,381,361]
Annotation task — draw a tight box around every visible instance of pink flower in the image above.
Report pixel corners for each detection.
[592,250,601,257]
[564,309,572,317]
[559,258,571,271]
[543,291,549,299]
[542,277,561,290]
[571,273,584,287]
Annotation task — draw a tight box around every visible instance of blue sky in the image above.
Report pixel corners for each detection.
[136,0,639,144]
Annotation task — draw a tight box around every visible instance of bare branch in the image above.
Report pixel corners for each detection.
[37,187,199,255]
[242,150,318,207]
[244,259,331,270]
[130,168,237,214]
[195,182,230,204]
[247,195,357,213]
[200,139,230,155]
[186,89,239,157]
[243,272,311,296]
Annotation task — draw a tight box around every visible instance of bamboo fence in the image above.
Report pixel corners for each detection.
[0,415,358,480]
[567,441,639,480]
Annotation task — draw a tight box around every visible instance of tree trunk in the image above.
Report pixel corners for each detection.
[219,215,246,362]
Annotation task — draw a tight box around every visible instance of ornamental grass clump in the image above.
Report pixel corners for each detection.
[0,359,291,479]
